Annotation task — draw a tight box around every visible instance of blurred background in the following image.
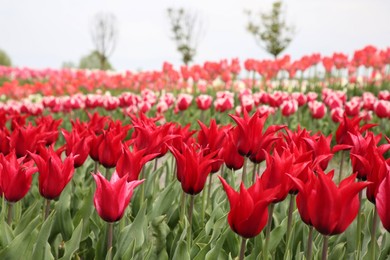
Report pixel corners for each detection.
[1,0,389,71]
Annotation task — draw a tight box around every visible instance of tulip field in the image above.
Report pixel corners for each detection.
[0,45,390,260]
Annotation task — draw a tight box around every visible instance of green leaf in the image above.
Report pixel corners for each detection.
[205,227,229,260]
[59,219,83,260]
[14,201,41,236]
[32,213,55,260]
[150,181,177,219]
[0,220,14,248]
[51,188,74,241]
[115,202,147,259]
[269,217,287,252]
[0,215,40,259]
[172,239,190,260]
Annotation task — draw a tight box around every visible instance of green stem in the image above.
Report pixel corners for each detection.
[322,235,328,260]
[206,174,213,210]
[252,162,257,184]
[153,157,159,172]
[7,203,13,226]
[188,195,195,252]
[44,199,51,220]
[370,208,378,260]
[105,167,110,179]
[307,226,313,260]
[338,151,345,183]
[263,203,275,260]
[107,222,114,257]
[140,167,145,204]
[94,161,99,174]
[239,237,247,260]
[356,189,363,260]
[242,157,248,185]
[201,186,206,226]
[285,194,295,254]
[180,191,187,223]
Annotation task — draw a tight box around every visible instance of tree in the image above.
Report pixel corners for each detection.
[0,49,12,66]
[90,12,118,70]
[79,51,113,70]
[167,8,204,65]
[246,1,295,59]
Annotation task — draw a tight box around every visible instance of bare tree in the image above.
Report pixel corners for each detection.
[246,1,295,59]
[90,12,118,70]
[167,8,204,65]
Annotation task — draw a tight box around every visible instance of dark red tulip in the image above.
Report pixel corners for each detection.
[92,171,144,222]
[197,119,227,173]
[222,129,244,171]
[97,130,124,168]
[376,174,390,232]
[29,146,75,200]
[218,175,276,238]
[0,151,37,202]
[116,146,158,182]
[62,129,92,168]
[168,143,219,195]
[230,110,283,157]
[291,170,369,235]
[335,113,376,146]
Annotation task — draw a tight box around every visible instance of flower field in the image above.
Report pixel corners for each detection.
[0,45,390,260]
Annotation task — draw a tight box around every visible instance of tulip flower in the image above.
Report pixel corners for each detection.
[291,170,369,235]
[0,151,37,203]
[175,93,193,111]
[97,130,124,168]
[376,174,390,232]
[308,101,327,119]
[195,94,212,110]
[116,146,158,182]
[222,129,244,171]
[168,143,219,195]
[219,175,276,259]
[62,129,92,168]
[29,146,75,200]
[92,171,144,223]
[219,175,276,238]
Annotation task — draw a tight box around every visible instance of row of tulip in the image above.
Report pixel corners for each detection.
[0,104,389,259]
[1,45,390,99]
[1,88,389,128]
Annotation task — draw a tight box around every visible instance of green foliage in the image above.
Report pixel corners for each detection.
[167,8,204,65]
[0,49,12,66]
[79,51,113,70]
[246,1,295,58]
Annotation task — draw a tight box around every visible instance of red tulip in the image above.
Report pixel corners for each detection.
[376,174,390,232]
[230,110,283,157]
[62,129,92,168]
[195,94,212,110]
[29,146,75,200]
[168,143,218,195]
[116,146,158,182]
[221,129,244,171]
[92,171,144,222]
[374,100,390,118]
[335,113,376,146]
[291,170,369,235]
[308,101,327,119]
[0,151,37,202]
[97,130,124,168]
[176,94,193,111]
[281,100,298,117]
[218,175,276,238]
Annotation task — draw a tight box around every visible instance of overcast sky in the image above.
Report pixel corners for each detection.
[1,0,389,71]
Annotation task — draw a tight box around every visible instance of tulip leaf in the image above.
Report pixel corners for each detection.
[115,202,147,259]
[329,242,346,259]
[52,187,74,241]
[150,181,177,219]
[0,220,14,248]
[172,239,190,260]
[72,187,94,240]
[14,201,41,236]
[269,217,287,252]
[32,213,55,260]
[205,227,229,260]
[59,219,83,260]
[0,215,40,259]
[193,243,210,260]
